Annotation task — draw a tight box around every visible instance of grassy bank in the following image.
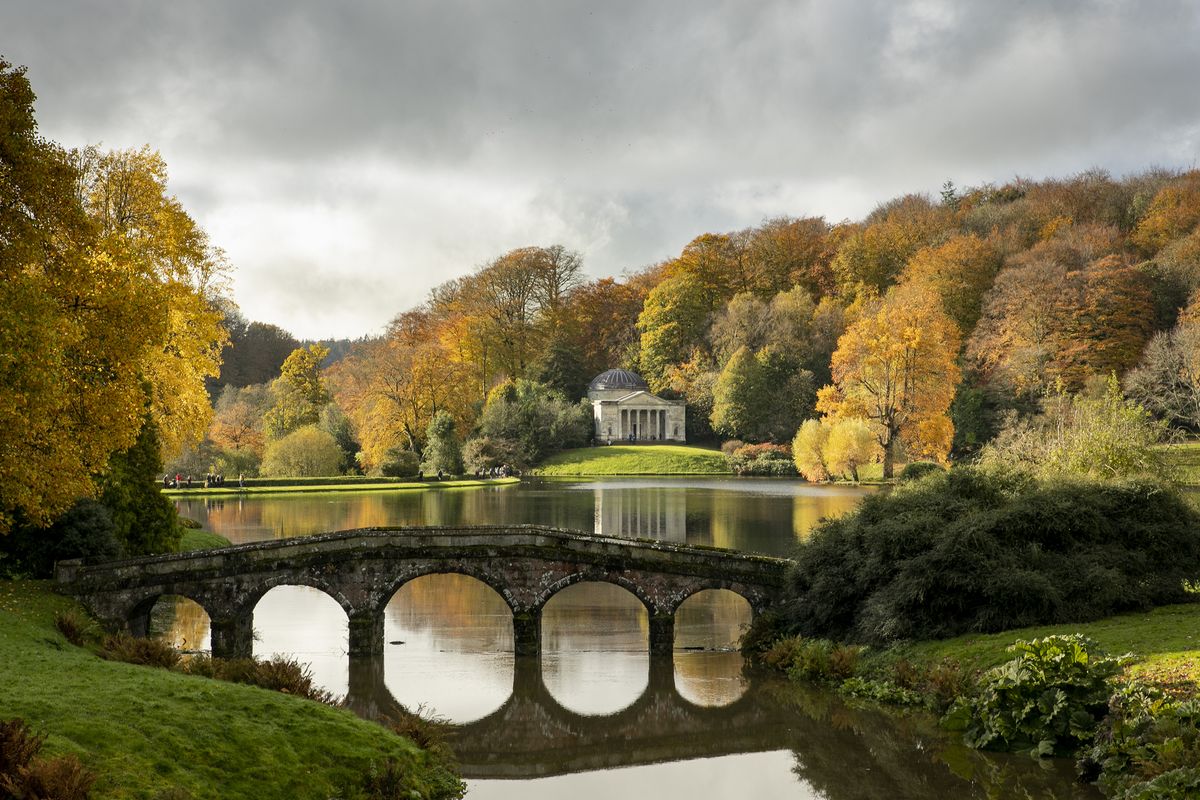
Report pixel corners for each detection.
[532,444,731,476]
[177,528,232,551]
[162,476,519,498]
[882,603,1200,687]
[0,580,463,799]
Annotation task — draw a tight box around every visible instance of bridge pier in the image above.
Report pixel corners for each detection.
[348,610,385,657]
[649,613,675,656]
[210,613,254,659]
[512,609,541,657]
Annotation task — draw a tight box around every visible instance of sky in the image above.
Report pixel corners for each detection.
[5,0,1199,339]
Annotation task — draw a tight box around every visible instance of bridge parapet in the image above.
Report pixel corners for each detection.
[56,525,791,659]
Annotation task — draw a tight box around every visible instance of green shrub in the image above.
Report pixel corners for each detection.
[181,655,339,705]
[898,460,941,481]
[759,636,862,682]
[378,447,419,478]
[261,425,344,477]
[945,635,1126,756]
[780,466,1200,645]
[726,443,799,476]
[839,677,922,705]
[177,517,203,530]
[1081,683,1200,799]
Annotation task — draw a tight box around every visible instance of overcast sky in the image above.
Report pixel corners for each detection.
[5,1,1199,338]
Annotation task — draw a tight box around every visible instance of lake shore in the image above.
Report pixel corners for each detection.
[161,475,520,498]
[0,579,463,800]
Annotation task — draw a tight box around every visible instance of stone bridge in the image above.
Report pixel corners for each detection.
[55,525,790,659]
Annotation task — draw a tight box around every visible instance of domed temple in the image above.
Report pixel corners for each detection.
[587,369,687,443]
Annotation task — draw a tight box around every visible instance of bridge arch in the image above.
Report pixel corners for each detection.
[237,575,356,620]
[534,570,658,616]
[380,566,516,617]
[663,581,764,617]
[124,590,215,642]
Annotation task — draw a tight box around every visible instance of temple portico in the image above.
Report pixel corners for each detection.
[587,369,686,443]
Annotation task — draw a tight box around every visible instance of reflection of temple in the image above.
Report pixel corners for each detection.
[593,487,687,542]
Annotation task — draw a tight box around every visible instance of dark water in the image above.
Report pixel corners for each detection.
[167,478,1099,799]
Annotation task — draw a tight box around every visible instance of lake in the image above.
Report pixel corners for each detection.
[168,477,1098,799]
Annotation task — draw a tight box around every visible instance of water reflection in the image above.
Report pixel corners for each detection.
[384,574,514,723]
[253,586,349,697]
[542,583,648,716]
[175,478,873,557]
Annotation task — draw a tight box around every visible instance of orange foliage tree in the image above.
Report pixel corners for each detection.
[1132,171,1200,254]
[817,284,961,477]
[899,233,1002,333]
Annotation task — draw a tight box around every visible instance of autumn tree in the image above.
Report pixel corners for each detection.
[792,420,830,482]
[264,344,330,439]
[560,277,646,376]
[822,418,879,481]
[831,194,949,295]
[818,284,962,477]
[745,216,836,296]
[330,311,471,472]
[899,233,1002,333]
[1132,171,1200,254]
[0,61,224,532]
[209,384,271,462]
[74,145,230,458]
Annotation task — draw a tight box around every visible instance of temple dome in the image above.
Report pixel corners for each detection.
[588,368,649,392]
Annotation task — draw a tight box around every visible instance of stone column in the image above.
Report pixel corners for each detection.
[648,612,675,656]
[348,608,385,657]
[210,612,254,659]
[512,608,541,657]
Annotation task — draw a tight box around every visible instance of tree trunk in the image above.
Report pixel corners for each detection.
[882,439,895,479]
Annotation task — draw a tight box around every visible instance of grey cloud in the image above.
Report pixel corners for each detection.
[3,0,1199,337]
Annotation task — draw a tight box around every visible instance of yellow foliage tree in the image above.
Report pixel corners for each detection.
[817,284,961,477]
[899,233,1002,333]
[74,145,230,459]
[0,62,224,531]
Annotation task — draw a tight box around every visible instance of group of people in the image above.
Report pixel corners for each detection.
[161,473,245,489]
[476,465,515,479]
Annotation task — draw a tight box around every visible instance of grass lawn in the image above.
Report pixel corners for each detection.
[163,476,519,498]
[177,528,232,551]
[1159,440,1200,485]
[532,444,731,476]
[885,602,1200,686]
[0,580,462,799]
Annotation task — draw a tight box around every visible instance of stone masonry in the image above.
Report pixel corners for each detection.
[55,525,791,659]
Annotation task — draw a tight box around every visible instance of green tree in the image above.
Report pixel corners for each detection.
[980,375,1166,480]
[637,273,712,392]
[264,344,331,439]
[420,411,463,476]
[100,415,179,555]
[260,425,344,477]
[477,380,591,467]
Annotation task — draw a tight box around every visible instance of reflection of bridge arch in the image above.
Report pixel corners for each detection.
[345,653,783,779]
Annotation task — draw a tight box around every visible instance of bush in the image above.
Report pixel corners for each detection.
[779,466,1200,645]
[261,425,344,477]
[0,499,121,578]
[0,718,96,800]
[180,655,338,705]
[476,380,590,468]
[378,447,419,478]
[720,439,746,456]
[100,633,181,669]
[1081,683,1200,799]
[898,460,941,481]
[461,436,523,474]
[758,636,862,682]
[726,443,798,476]
[945,635,1126,756]
[55,610,98,647]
